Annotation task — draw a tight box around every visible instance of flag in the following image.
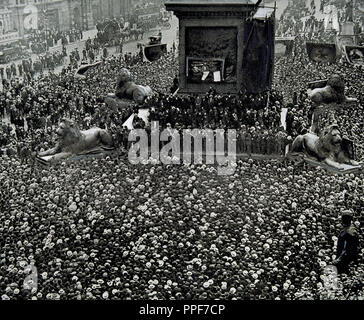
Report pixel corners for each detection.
[75,61,102,78]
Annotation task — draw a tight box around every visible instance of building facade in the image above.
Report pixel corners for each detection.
[0,1,12,34]
[3,0,132,37]
[0,0,19,44]
[90,0,132,23]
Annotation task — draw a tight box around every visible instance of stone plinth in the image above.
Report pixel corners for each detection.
[165,0,274,94]
[341,22,355,36]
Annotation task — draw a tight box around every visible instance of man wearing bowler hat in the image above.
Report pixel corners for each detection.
[333,212,359,274]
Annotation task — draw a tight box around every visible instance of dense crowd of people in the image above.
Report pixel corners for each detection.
[27,29,83,55]
[145,89,289,156]
[1,154,363,300]
[0,0,364,301]
[276,0,364,44]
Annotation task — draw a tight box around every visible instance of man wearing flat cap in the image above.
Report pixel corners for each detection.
[333,213,359,273]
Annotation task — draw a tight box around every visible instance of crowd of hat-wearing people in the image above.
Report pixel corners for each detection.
[0,50,158,159]
[1,5,364,299]
[145,89,289,156]
[26,28,84,54]
[277,0,364,38]
[0,44,364,300]
[274,42,364,159]
[1,152,363,300]
[1,52,72,83]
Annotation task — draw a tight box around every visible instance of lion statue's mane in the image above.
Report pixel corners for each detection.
[308,74,357,105]
[115,68,152,104]
[37,119,114,162]
[291,124,360,170]
[308,74,357,104]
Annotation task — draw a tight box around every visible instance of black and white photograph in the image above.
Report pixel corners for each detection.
[0,0,364,312]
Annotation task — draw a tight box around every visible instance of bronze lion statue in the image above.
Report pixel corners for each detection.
[114,68,152,104]
[37,119,114,162]
[308,74,357,105]
[291,124,360,170]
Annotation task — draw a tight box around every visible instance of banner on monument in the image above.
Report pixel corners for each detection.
[242,7,275,93]
[306,42,337,63]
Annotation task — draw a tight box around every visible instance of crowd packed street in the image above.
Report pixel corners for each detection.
[26,28,84,54]
[0,11,178,89]
[0,0,364,301]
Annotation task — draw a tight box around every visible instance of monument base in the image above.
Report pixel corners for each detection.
[36,147,115,166]
[304,158,362,174]
[286,152,362,174]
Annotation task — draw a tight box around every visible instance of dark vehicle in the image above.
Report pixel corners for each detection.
[137,36,167,62]
[0,44,29,64]
[96,19,121,46]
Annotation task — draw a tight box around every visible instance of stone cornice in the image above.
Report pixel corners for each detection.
[174,10,252,19]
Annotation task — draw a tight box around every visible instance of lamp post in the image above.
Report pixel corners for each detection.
[43,8,48,51]
[39,0,49,51]
[80,0,89,31]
